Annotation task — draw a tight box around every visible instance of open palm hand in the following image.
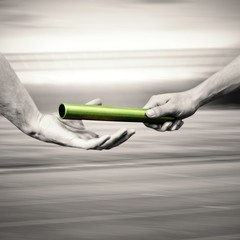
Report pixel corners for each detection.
[33,99,135,150]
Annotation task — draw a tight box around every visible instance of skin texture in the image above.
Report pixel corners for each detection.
[144,55,240,132]
[0,53,135,150]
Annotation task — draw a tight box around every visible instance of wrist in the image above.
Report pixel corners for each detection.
[21,111,43,137]
[186,87,203,111]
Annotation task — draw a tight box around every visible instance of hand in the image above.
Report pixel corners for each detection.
[30,99,135,150]
[143,91,197,132]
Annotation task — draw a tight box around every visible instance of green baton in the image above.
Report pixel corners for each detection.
[59,103,175,124]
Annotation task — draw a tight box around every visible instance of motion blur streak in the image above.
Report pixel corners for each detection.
[4,49,240,85]
[0,108,240,239]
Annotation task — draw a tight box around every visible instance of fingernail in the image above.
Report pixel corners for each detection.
[146,109,156,118]
[105,135,111,140]
[130,131,136,136]
[130,129,136,134]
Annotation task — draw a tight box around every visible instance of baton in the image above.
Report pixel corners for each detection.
[58,103,175,124]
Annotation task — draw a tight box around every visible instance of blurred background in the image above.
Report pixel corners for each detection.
[0,0,240,239]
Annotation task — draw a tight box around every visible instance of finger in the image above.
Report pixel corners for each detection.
[175,120,184,130]
[146,104,174,118]
[71,135,110,149]
[143,96,158,109]
[158,121,173,132]
[105,129,135,150]
[143,123,162,130]
[99,128,128,149]
[86,98,102,106]
[86,135,111,149]
[170,120,184,131]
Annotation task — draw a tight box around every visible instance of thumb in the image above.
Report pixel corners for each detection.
[59,98,103,129]
[143,95,168,110]
[146,104,174,118]
[86,98,102,106]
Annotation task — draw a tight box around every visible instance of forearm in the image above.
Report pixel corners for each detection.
[190,55,240,109]
[0,53,41,134]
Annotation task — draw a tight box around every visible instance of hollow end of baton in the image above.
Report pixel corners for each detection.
[59,104,66,118]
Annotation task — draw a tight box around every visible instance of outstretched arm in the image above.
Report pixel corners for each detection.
[0,53,135,149]
[144,55,240,132]
[0,53,41,134]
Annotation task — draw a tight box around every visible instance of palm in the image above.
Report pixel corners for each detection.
[39,113,97,142]
[35,99,135,150]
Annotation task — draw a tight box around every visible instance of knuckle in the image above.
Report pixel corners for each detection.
[150,95,157,101]
[167,103,175,111]
[152,109,159,117]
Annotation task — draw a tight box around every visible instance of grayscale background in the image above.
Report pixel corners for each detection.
[0,0,240,239]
